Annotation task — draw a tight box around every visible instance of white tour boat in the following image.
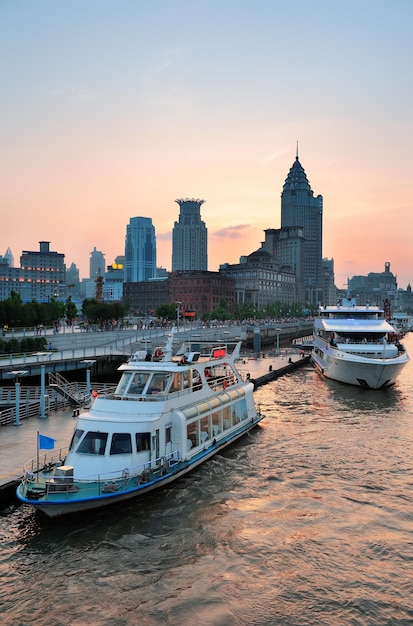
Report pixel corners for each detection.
[311,298,409,389]
[17,331,264,517]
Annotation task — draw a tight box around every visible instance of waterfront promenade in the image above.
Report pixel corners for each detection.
[0,349,310,506]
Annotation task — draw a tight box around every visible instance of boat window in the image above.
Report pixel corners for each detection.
[192,368,202,391]
[197,402,210,416]
[222,406,231,431]
[232,399,248,424]
[115,372,133,395]
[187,422,199,448]
[183,406,198,420]
[212,411,221,436]
[200,415,210,442]
[110,433,132,455]
[147,373,170,395]
[129,373,150,394]
[165,425,172,444]
[209,396,221,409]
[69,428,84,451]
[77,431,108,455]
[169,372,184,393]
[136,432,150,452]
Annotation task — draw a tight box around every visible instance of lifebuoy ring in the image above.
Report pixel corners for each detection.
[91,389,98,398]
[154,348,164,359]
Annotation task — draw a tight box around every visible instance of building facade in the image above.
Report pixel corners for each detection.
[220,250,296,309]
[172,198,208,271]
[19,241,66,302]
[347,262,399,306]
[262,227,306,303]
[124,217,156,283]
[0,261,21,301]
[169,271,235,318]
[123,279,170,316]
[281,153,323,304]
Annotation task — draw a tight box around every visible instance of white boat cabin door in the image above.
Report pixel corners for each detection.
[152,429,160,461]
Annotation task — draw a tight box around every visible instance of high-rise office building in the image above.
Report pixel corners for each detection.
[20,241,66,302]
[124,216,156,283]
[90,247,105,279]
[281,151,323,303]
[172,198,207,271]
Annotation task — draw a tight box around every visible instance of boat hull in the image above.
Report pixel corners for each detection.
[311,347,408,389]
[16,415,264,518]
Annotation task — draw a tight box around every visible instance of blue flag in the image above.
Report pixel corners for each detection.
[38,433,55,450]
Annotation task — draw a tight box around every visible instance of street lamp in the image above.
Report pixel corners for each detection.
[8,370,28,426]
[81,360,96,400]
[275,328,282,356]
[176,302,182,332]
[34,352,52,418]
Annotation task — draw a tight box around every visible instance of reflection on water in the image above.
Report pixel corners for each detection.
[1,336,413,625]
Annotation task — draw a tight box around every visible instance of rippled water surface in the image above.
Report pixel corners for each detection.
[1,335,413,625]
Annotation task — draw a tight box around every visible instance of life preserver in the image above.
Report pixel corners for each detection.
[154,348,164,359]
[91,390,98,398]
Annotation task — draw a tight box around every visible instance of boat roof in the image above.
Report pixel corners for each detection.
[317,319,394,333]
[319,305,382,313]
[319,298,382,313]
[118,331,242,372]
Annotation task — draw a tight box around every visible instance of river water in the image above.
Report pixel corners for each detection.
[1,334,413,626]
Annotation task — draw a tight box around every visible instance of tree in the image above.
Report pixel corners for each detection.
[65,297,78,323]
[82,299,126,325]
[156,303,179,321]
[208,298,234,321]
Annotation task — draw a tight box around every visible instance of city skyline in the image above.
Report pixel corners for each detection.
[1,1,412,290]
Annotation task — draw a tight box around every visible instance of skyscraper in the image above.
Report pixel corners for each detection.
[124,216,156,283]
[172,198,207,271]
[89,247,105,279]
[281,151,323,303]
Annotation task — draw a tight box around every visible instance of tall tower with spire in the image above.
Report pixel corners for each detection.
[172,199,208,271]
[281,149,323,304]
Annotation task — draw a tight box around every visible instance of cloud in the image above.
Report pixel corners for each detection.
[211,224,255,240]
[156,231,172,241]
[261,147,289,165]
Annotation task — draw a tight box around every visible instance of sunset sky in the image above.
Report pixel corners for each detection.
[1,0,412,291]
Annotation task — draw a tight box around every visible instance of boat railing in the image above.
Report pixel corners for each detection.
[108,372,239,402]
[22,447,69,476]
[22,448,181,496]
[206,372,237,391]
[323,336,401,347]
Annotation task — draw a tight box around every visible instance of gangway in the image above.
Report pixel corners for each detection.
[48,372,86,407]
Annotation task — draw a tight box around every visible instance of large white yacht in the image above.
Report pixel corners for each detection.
[311,298,409,389]
[17,330,264,517]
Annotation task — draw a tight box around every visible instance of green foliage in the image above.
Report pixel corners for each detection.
[9,290,22,304]
[155,303,178,320]
[0,295,73,327]
[65,297,78,321]
[208,298,235,321]
[0,336,47,355]
[81,299,126,324]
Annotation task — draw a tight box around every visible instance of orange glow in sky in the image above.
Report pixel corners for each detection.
[1,1,412,290]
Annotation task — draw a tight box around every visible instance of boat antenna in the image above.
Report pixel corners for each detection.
[162,328,175,361]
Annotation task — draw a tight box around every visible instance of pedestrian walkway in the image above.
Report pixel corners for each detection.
[0,407,76,500]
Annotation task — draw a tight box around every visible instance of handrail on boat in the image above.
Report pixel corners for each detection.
[22,448,181,487]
